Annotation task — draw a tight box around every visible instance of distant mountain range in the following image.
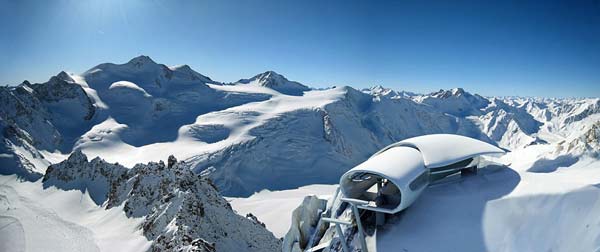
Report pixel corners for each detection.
[0,55,598,251]
[1,55,599,195]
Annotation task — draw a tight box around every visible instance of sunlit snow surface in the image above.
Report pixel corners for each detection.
[229,149,600,251]
[376,154,600,252]
[0,175,151,252]
[227,184,338,237]
[75,84,345,167]
[2,57,599,251]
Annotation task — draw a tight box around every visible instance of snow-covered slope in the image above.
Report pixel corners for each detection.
[82,55,270,146]
[0,174,151,252]
[39,152,280,251]
[281,140,600,252]
[1,55,598,251]
[1,56,598,197]
[277,105,600,251]
[227,184,338,237]
[375,156,600,252]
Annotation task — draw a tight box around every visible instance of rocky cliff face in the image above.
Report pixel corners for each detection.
[0,73,97,179]
[42,151,281,252]
[282,196,328,252]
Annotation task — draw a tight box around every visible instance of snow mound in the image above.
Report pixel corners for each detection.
[109,81,152,97]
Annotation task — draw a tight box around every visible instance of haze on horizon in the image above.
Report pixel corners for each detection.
[1,0,599,98]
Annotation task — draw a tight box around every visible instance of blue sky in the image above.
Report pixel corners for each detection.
[1,0,599,97]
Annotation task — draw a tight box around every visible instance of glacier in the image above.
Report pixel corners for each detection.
[0,55,599,252]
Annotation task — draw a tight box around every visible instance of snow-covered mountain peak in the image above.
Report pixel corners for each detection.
[169,64,216,83]
[430,87,469,98]
[237,70,310,96]
[419,88,489,116]
[451,87,465,95]
[364,85,391,95]
[257,70,284,81]
[170,64,196,74]
[84,56,219,93]
[424,88,488,104]
[85,56,160,80]
[126,55,157,68]
[240,70,285,85]
[44,74,77,90]
[55,71,75,83]
[362,85,417,99]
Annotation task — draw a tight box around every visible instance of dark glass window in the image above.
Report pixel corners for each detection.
[409,170,429,191]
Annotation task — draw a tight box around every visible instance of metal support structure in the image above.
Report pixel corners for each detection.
[320,197,370,252]
[375,179,386,227]
[321,217,352,252]
[341,198,369,252]
[335,224,350,252]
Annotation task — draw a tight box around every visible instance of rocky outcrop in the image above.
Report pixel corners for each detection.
[282,196,328,252]
[0,73,97,178]
[42,151,281,252]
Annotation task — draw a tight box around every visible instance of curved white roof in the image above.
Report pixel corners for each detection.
[374,134,505,168]
[340,146,427,213]
[340,134,506,213]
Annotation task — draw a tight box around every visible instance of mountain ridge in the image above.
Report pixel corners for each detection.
[1,55,598,196]
[41,151,280,251]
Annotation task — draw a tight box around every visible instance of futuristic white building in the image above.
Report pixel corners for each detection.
[339,134,505,214]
